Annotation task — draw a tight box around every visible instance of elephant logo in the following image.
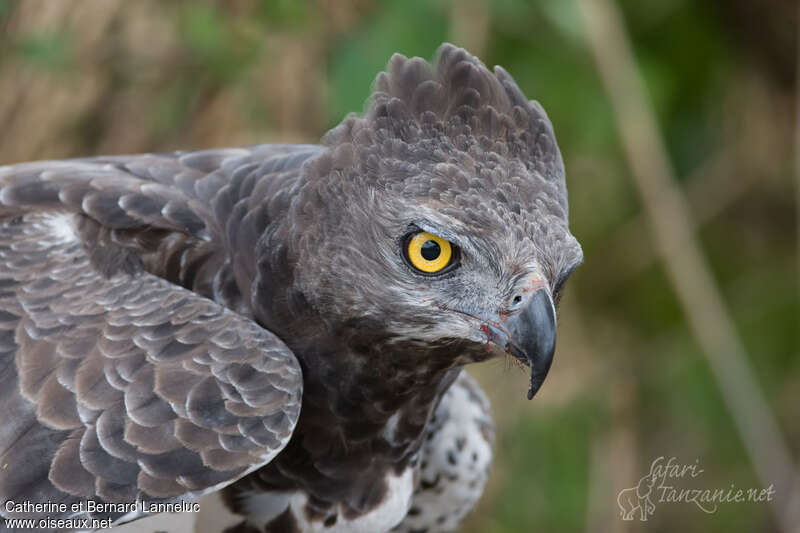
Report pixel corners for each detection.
[617,473,657,521]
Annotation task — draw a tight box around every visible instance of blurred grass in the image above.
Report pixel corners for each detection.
[0,0,797,531]
[485,399,601,533]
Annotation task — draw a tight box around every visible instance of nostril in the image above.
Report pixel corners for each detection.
[503,295,526,317]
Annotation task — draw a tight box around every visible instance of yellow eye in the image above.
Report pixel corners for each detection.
[405,231,454,273]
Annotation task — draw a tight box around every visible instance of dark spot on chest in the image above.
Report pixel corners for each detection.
[446,450,458,466]
[420,474,440,490]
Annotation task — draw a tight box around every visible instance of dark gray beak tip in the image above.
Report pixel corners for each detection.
[527,385,536,401]
[506,288,557,400]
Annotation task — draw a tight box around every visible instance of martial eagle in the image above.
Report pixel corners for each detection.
[0,44,582,532]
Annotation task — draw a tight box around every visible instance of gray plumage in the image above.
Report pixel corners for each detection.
[0,44,581,532]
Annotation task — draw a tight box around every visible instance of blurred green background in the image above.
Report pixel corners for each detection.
[0,0,797,532]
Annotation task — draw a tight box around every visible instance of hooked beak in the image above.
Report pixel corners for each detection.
[486,288,557,400]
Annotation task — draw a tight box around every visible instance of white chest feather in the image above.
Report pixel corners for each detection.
[394,371,495,533]
[241,468,415,533]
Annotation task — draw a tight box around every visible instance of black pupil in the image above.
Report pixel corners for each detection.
[420,240,441,261]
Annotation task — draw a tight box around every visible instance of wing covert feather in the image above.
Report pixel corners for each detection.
[0,143,320,241]
[0,211,302,531]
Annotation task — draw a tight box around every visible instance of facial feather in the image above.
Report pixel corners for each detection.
[286,46,581,355]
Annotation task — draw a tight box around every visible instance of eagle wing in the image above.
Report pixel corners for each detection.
[0,145,314,529]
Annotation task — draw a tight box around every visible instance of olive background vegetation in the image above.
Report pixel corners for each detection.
[0,1,797,532]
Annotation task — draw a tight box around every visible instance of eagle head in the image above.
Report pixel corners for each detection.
[287,44,582,399]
